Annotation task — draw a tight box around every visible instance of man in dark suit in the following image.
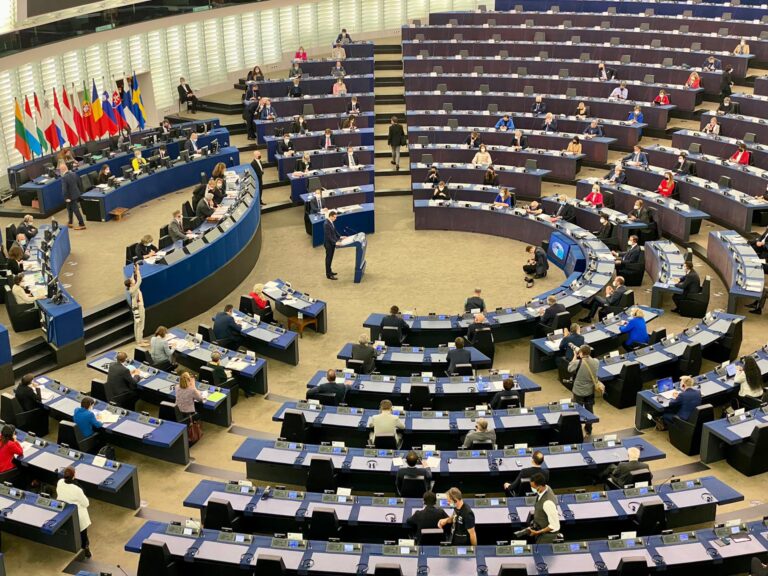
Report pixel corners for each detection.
[603,164,627,185]
[347,97,361,116]
[351,334,376,374]
[336,29,352,44]
[624,145,649,168]
[196,192,215,220]
[749,226,768,258]
[106,351,140,410]
[14,374,42,412]
[602,446,651,488]
[185,133,200,155]
[531,95,546,115]
[540,295,566,326]
[654,375,702,430]
[406,491,448,541]
[464,288,485,313]
[396,451,433,496]
[490,377,521,409]
[597,62,616,81]
[177,77,198,113]
[277,135,294,155]
[558,324,584,363]
[381,305,410,341]
[306,369,347,404]
[673,152,695,175]
[614,235,641,276]
[466,313,490,345]
[503,451,548,496]
[213,304,243,349]
[580,276,627,323]
[308,189,326,214]
[387,116,405,170]
[628,200,650,224]
[446,337,471,375]
[583,120,604,138]
[319,129,335,149]
[703,55,722,71]
[17,215,37,240]
[250,151,265,205]
[464,131,482,148]
[671,261,701,313]
[511,129,528,149]
[324,211,342,280]
[523,245,549,279]
[59,162,86,230]
[552,195,575,222]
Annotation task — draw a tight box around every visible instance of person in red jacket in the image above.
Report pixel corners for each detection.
[584,182,604,207]
[653,89,670,106]
[0,424,23,478]
[657,172,676,198]
[729,142,751,165]
[294,46,308,61]
[685,71,701,89]
[249,283,273,323]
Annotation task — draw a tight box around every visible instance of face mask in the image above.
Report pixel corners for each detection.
[634,205,640,210]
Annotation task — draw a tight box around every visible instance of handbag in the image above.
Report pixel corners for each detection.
[188,418,203,445]
[583,359,606,396]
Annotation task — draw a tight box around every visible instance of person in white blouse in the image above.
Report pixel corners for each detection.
[11,274,35,304]
[702,116,721,135]
[471,144,493,166]
[734,356,765,401]
[608,81,628,101]
[57,467,92,558]
[367,399,405,447]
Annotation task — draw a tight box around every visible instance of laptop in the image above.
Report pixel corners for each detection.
[656,377,674,393]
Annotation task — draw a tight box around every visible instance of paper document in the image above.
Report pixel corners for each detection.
[207,392,226,403]
[97,411,119,424]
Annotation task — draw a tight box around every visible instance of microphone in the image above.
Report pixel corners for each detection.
[655,474,677,495]
[343,225,357,235]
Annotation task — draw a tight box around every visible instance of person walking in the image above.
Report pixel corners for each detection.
[387,116,405,171]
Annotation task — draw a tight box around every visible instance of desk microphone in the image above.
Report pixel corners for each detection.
[342,225,357,236]
[656,474,677,495]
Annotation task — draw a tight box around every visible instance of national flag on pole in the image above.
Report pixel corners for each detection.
[120,86,140,130]
[100,90,119,135]
[33,93,49,154]
[42,96,63,151]
[60,86,79,146]
[82,82,95,141]
[52,88,68,148]
[71,85,88,143]
[22,96,42,157]
[91,79,105,137]
[130,72,146,129]
[14,99,31,161]
[111,91,127,131]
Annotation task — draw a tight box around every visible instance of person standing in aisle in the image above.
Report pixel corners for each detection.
[124,262,147,346]
[388,116,405,171]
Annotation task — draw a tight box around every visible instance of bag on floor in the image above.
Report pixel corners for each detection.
[188,419,203,445]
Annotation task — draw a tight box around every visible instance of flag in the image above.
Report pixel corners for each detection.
[130,72,146,129]
[71,85,88,143]
[111,91,127,131]
[22,96,42,157]
[100,90,119,135]
[14,100,31,161]
[42,96,63,151]
[91,79,105,137]
[120,87,139,130]
[60,86,79,146]
[52,88,68,148]
[81,82,95,141]
[33,93,48,154]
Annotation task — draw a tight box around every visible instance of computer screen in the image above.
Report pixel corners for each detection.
[656,377,674,393]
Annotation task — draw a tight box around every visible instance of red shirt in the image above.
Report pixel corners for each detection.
[654,95,670,105]
[731,150,750,164]
[585,191,603,206]
[295,51,307,61]
[686,77,700,89]
[657,179,675,197]
[0,440,23,473]
[250,292,269,310]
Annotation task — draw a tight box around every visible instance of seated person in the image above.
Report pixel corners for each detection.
[14,374,41,412]
[657,171,676,198]
[494,188,514,208]
[685,71,701,89]
[526,201,543,216]
[11,274,35,304]
[380,305,410,340]
[580,276,626,323]
[717,97,734,115]
[673,152,694,175]
[96,165,112,185]
[277,135,295,155]
[703,56,722,71]
[212,304,243,349]
[351,333,376,374]
[541,112,557,133]
[540,295,566,326]
[551,194,575,222]
[465,130,482,148]
[406,491,448,540]
[461,417,496,448]
[131,150,148,172]
[331,61,346,78]
[626,106,644,124]
[511,129,527,149]
[651,375,701,430]
[286,78,302,98]
[653,89,670,106]
[613,235,641,276]
[307,369,348,404]
[332,78,347,96]
[628,199,650,223]
[424,166,440,187]
[734,38,750,55]
[729,142,751,165]
[584,182,603,207]
[0,424,23,479]
[583,120,603,138]
[73,396,104,450]
[432,181,449,200]
[341,115,357,130]
[495,114,514,131]
[602,446,651,488]
[702,116,720,135]
[308,188,327,214]
[609,81,628,100]
[603,164,627,184]
[597,62,616,81]
[465,313,489,344]
[196,192,216,220]
[464,288,485,313]
[523,244,548,279]
[619,308,649,351]
[396,450,433,495]
[624,145,648,168]
[531,96,546,115]
[558,324,584,371]
[566,136,582,155]
[288,62,303,78]
[259,99,276,120]
[290,115,309,134]
[343,146,357,167]
[135,235,157,260]
[368,399,405,446]
[472,145,492,166]
[575,101,589,118]
[249,283,273,322]
[17,215,38,239]
[482,166,499,186]
[734,355,765,401]
[319,128,335,149]
[347,97,361,116]
[671,261,701,312]
[446,337,471,375]
[106,352,140,410]
[149,326,176,371]
[331,44,347,60]
[596,215,615,247]
[491,377,521,409]
[295,152,312,173]
[503,451,547,496]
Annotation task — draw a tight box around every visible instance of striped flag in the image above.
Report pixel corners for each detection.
[71,85,89,143]
[131,72,146,129]
[52,88,68,148]
[32,93,49,154]
[14,99,31,161]
[60,86,80,146]
[100,90,119,135]
[42,96,63,151]
[82,82,95,141]
[120,86,140,130]
[91,79,105,137]
[22,96,42,157]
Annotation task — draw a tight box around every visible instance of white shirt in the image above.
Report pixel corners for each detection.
[56,479,91,530]
[537,487,560,532]
[347,153,356,167]
[735,371,763,398]
[610,87,628,100]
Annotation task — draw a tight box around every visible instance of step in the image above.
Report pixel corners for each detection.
[11,337,51,364]
[375,61,403,71]
[85,325,135,357]
[12,346,57,379]
[83,298,129,325]
[374,44,403,55]
[84,307,132,339]
[375,95,406,105]
[375,77,405,87]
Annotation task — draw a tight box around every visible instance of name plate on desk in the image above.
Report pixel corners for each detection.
[382,545,419,556]
[275,441,304,451]
[592,439,621,449]
[326,542,363,554]
[166,524,200,537]
[607,538,644,550]
[372,497,404,506]
[495,544,532,555]
[671,479,702,491]
[322,493,356,504]
[271,537,307,549]
[319,445,348,455]
[473,497,506,507]
[137,414,162,426]
[553,542,589,554]
[421,411,447,418]
[225,483,255,495]
[457,450,487,458]
[504,447,533,457]
[574,491,607,502]
[661,532,698,544]
[364,448,393,458]
[439,546,475,556]
[217,531,253,544]
[272,489,305,500]
[549,444,580,454]
[56,446,82,460]
[623,486,656,498]
[336,406,363,415]
[0,485,22,499]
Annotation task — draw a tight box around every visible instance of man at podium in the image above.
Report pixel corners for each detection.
[324,211,344,280]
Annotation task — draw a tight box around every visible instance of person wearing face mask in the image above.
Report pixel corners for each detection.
[131,149,148,172]
[437,488,477,546]
[11,233,29,259]
[579,276,626,323]
[595,215,616,249]
[494,187,514,208]
[628,199,650,223]
[135,234,157,261]
[277,134,295,155]
[106,350,141,410]
[552,194,575,223]
[656,172,676,198]
[584,183,603,207]
[531,96,546,115]
[566,136,582,155]
[296,152,312,173]
[425,166,440,187]
[432,181,449,200]
[96,165,112,185]
[290,115,309,134]
[472,144,492,166]
[541,112,558,133]
[671,261,702,313]
[196,192,217,220]
[729,142,751,165]
[717,97,734,116]
[673,153,694,175]
[168,210,187,242]
[583,119,603,138]
[521,473,561,543]
[511,129,527,150]
[465,130,482,148]
[734,38,750,55]
[602,164,627,185]
[653,90,670,106]
[613,235,641,276]
[596,61,616,82]
[212,178,226,204]
[624,145,648,168]
[626,105,644,125]
[287,78,302,98]
[619,308,649,351]
[609,81,628,101]
[260,99,276,120]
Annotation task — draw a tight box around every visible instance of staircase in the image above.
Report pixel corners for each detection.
[83,298,135,356]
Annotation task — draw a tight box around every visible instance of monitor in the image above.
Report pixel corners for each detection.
[656,377,674,393]
[546,232,572,269]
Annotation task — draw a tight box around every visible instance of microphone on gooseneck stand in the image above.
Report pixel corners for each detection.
[656,475,677,495]
[343,225,357,236]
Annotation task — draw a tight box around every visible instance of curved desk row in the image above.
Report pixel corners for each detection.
[227,309,299,366]
[409,124,615,164]
[403,55,724,96]
[407,110,642,149]
[250,91,374,123]
[412,182,507,204]
[700,111,768,144]
[32,375,190,464]
[337,344,491,376]
[288,165,374,203]
[255,111,374,145]
[232,437,664,492]
[623,164,768,234]
[701,407,768,465]
[299,184,375,209]
[183,476,740,544]
[261,278,328,334]
[529,306,663,373]
[428,10,768,47]
[731,92,768,120]
[410,164,548,199]
[672,129,768,172]
[265,128,374,162]
[575,178,708,243]
[277,146,374,181]
[17,127,228,216]
[707,230,765,313]
[644,240,689,309]
[82,145,238,221]
[126,517,767,576]
[756,75,768,97]
[246,74,374,99]
[404,90,673,131]
[307,371,541,411]
[122,164,262,331]
[404,72,702,113]
[273,401,597,450]
[409,143,584,181]
[237,58,373,85]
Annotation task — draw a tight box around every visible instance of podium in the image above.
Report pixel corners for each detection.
[339,232,367,283]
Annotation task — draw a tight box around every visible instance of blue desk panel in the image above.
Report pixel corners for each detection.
[309,203,375,247]
[288,166,375,203]
[266,128,374,162]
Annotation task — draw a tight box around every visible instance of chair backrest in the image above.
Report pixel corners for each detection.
[618,289,634,308]
[90,378,108,402]
[565,88,577,98]
[479,84,489,94]
[133,348,149,364]
[125,243,139,265]
[538,51,548,59]
[137,540,176,576]
[558,69,569,78]
[744,132,756,144]
[616,557,651,576]
[447,119,459,130]
[488,103,498,114]
[316,392,340,407]
[204,498,237,530]
[57,420,84,451]
[610,37,619,45]
[497,394,521,409]
[306,456,336,492]
[346,358,366,374]
[254,554,286,576]
[525,159,538,171]
[471,440,495,450]
[373,565,404,576]
[417,136,429,146]
[197,365,216,385]
[381,325,403,346]
[550,311,571,330]
[691,42,701,51]
[556,413,584,444]
[422,153,434,166]
[441,103,453,113]
[680,25,689,34]
[303,103,315,116]
[374,433,398,449]
[516,66,528,76]
[579,52,590,61]
[689,403,714,428]
[401,474,428,498]
[308,507,339,540]
[628,467,652,486]
[678,342,702,376]
[635,502,666,536]
[197,324,213,343]
[650,39,661,48]
[643,74,655,84]
[620,55,631,64]
[419,528,446,545]
[453,363,473,376]
[158,401,183,423]
[436,83,447,94]
[533,31,545,42]
[498,565,529,576]
[648,329,666,345]
[281,411,308,442]
[523,85,534,95]
[639,23,650,31]
[474,66,484,75]
[408,384,431,410]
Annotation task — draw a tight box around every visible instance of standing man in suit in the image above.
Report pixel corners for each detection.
[59,162,86,230]
[614,235,641,276]
[250,151,265,205]
[351,333,376,374]
[464,288,485,312]
[551,195,575,222]
[503,451,548,496]
[388,116,405,171]
[671,261,701,313]
[523,244,549,283]
[106,352,141,410]
[580,276,627,323]
[177,77,198,113]
[381,305,410,341]
[324,210,343,280]
[624,145,649,168]
[653,375,702,430]
[446,337,472,375]
[212,304,243,349]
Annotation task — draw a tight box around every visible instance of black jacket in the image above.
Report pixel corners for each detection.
[464,296,485,312]
[381,314,410,336]
[598,66,617,80]
[61,171,83,202]
[554,202,575,222]
[324,218,341,248]
[673,159,694,175]
[307,380,347,404]
[606,460,651,487]
[407,505,448,538]
[106,362,139,399]
[388,123,405,147]
[629,207,650,223]
[506,466,549,496]
[196,198,215,219]
[466,322,489,344]
[542,303,567,325]
[619,245,642,265]
[676,270,701,295]
[15,384,41,412]
[605,170,627,184]
[511,135,527,149]
[351,343,376,374]
[396,465,432,495]
[446,348,472,374]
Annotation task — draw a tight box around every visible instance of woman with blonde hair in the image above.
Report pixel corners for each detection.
[175,371,203,419]
[249,283,273,322]
[332,77,348,96]
[619,308,648,351]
